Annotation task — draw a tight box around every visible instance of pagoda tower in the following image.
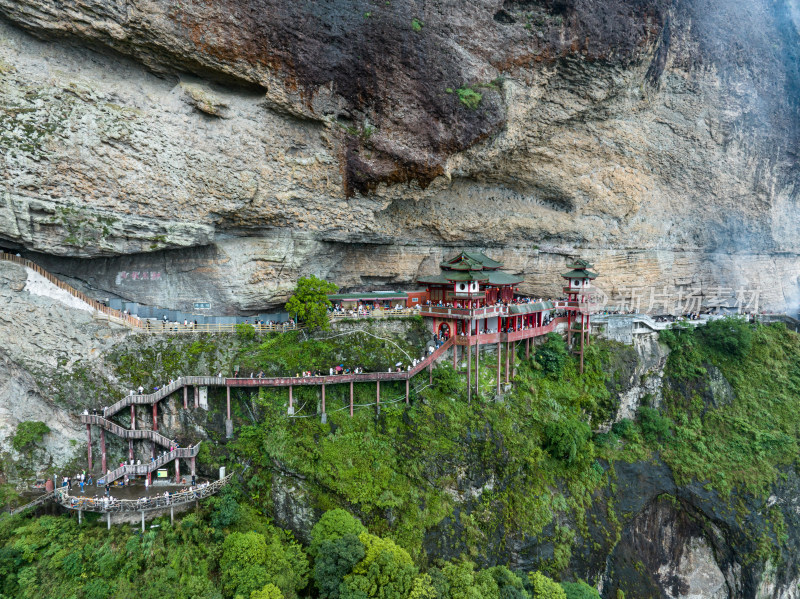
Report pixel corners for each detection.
[561,258,598,373]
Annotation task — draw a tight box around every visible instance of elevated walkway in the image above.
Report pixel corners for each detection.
[103,376,224,419]
[54,473,232,514]
[81,415,179,448]
[99,445,201,485]
[8,491,56,516]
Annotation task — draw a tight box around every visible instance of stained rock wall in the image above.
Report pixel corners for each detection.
[0,1,799,310]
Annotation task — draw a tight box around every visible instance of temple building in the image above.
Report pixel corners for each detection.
[417,252,522,307]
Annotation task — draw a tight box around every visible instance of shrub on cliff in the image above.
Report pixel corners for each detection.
[536,333,569,375]
[544,417,592,464]
[699,317,753,358]
[11,421,50,452]
[560,580,600,599]
[285,275,338,330]
[310,509,367,556]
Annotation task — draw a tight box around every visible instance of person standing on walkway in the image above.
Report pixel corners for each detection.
[79,480,85,493]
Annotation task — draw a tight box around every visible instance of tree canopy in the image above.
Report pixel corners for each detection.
[285,276,338,330]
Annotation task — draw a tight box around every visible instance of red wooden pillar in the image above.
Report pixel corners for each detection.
[226,386,231,420]
[405,378,410,404]
[194,386,199,408]
[505,342,511,384]
[152,403,158,431]
[467,342,472,404]
[526,337,530,360]
[321,384,326,417]
[86,424,92,470]
[131,405,135,429]
[100,428,106,474]
[128,439,133,461]
[496,342,501,395]
[190,456,196,476]
[349,381,354,417]
[376,381,381,415]
[147,471,152,486]
[175,458,180,484]
[288,385,293,414]
[183,386,188,409]
[453,343,457,368]
[429,362,433,384]
[475,341,480,398]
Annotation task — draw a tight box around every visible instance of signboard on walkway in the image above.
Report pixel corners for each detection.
[156,469,168,478]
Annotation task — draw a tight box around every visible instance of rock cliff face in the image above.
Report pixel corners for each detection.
[0,0,799,312]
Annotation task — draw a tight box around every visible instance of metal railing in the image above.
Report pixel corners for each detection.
[7,491,56,516]
[100,445,201,485]
[0,253,141,328]
[55,474,233,513]
[104,376,224,418]
[80,415,178,447]
[138,321,298,334]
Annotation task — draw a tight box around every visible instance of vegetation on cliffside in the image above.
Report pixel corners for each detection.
[2,319,799,597]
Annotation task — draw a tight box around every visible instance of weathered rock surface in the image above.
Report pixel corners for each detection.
[0,1,798,312]
[0,261,127,473]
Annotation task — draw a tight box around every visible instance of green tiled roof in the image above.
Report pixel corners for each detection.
[418,272,490,284]
[329,292,408,301]
[508,301,554,314]
[485,271,523,285]
[566,258,594,269]
[561,269,598,280]
[440,251,503,271]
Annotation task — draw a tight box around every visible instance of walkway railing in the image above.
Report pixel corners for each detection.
[138,322,298,334]
[8,491,55,516]
[80,415,177,447]
[56,474,233,513]
[104,376,224,418]
[100,445,201,485]
[0,252,141,328]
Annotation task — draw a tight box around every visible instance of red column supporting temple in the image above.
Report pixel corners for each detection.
[526,337,530,361]
[100,428,106,474]
[496,342,501,395]
[183,386,188,409]
[152,403,157,431]
[505,341,510,384]
[405,378,410,404]
[475,341,480,398]
[349,381,354,418]
[86,424,92,471]
[226,386,231,420]
[467,342,472,404]
[453,343,457,368]
[429,362,432,384]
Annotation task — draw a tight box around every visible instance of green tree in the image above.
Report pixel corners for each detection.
[442,561,500,599]
[544,417,592,464]
[285,275,338,330]
[560,581,600,599]
[252,583,284,599]
[310,509,367,556]
[700,317,753,357]
[340,533,417,599]
[220,531,309,599]
[409,574,438,599]
[12,421,50,452]
[488,566,530,599]
[313,534,365,599]
[528,572,567,599]
[536,333,569,375]
[221,532,270,598]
